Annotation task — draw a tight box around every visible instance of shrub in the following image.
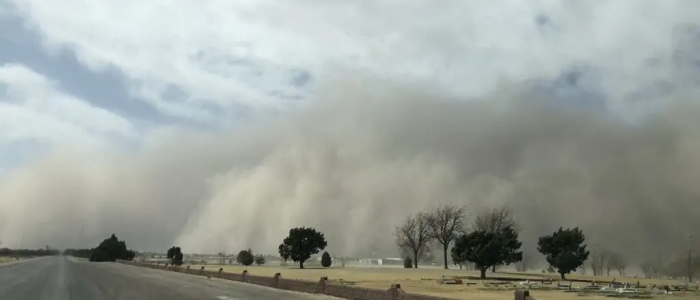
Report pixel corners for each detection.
[254,254,265,266]
[237,249,254,266]
[167,247,183,266]
[404,256,413,268]
[321,251,332,268]
[89,234,135,262]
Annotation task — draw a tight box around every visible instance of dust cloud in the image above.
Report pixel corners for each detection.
[1,74,700,265]
[2,2,700,267]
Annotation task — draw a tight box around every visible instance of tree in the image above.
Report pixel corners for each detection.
[608,253,627,277]
[321,251,332,268]
[399,246,434,264]
[426,204,468,269]
[237,249,254,266]
[217,252,227,265]
[452,225,522,279]
[167,247,183,266]
[451,244,467,270]
[589,248,611,276]
[473,207,517,272]
[640,259,663,278]
[278,243,291,264]
[404,256,413,268]
[394,213,432,268]
[89,234,135,262]
[63,248,93,258]
[254,254,265,266]
[537,227,590,280]
[281,227,327,269]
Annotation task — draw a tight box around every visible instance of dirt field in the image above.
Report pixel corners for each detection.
[184,263,699,300]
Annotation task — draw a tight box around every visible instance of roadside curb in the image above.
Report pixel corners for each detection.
[117,260,460,300]
[118,261,534,300]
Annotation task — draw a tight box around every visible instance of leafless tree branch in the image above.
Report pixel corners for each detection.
[426,204,468,269]
[472,206,517,233]
[394,212,432,268]
[608,252,627,277]
[590,248,612,276]
[472,206,517,272]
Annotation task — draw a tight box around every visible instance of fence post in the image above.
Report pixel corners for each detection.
[319,277,328,293]
[274,273,281,288]
[388,284,401,300]
[514,290,530,300]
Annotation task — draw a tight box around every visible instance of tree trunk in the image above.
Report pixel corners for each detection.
[413,250,418,269]
[560,272,566,280]
[443,245,449,269]
[480,267,487,279]
[491,265,496,272]
[300,260,304,269]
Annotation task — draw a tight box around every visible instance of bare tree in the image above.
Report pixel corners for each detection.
[640,260,655,278]
[217,252,227,265]
[640,258,662,278]
[608,253,627,277]
[399,245,434,264]
[472,206,517,272]
[590,249,611,276]
[426,204,468,269]
[395,213,432,268]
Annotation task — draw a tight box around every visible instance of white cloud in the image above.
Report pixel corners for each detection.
[5,0,698,120]
[0,63,137,151]
[1,0,700,258]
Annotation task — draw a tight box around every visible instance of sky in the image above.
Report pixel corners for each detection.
[1,0,700,265]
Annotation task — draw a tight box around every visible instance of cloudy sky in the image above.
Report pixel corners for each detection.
[1,0,699,262]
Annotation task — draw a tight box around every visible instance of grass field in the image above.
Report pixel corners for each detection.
[184,263,698,300]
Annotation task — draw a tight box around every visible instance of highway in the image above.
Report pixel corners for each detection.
[0,256,335,300]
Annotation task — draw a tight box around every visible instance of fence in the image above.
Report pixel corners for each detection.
[118,261,532,300]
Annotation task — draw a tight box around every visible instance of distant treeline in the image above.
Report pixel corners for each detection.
[63,234,136,262]
[0,247,60,257]
[62,248,93,258]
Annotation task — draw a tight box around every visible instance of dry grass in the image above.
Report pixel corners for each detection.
[182,263,698,300]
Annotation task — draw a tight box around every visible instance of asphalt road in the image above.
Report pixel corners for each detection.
[0,256,335,300]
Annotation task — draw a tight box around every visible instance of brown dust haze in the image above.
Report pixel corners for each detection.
[1,76,699,267]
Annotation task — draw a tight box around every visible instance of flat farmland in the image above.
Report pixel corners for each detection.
[182,263,699,300]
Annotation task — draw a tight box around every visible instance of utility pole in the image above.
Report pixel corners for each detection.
[689,235,693,283]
